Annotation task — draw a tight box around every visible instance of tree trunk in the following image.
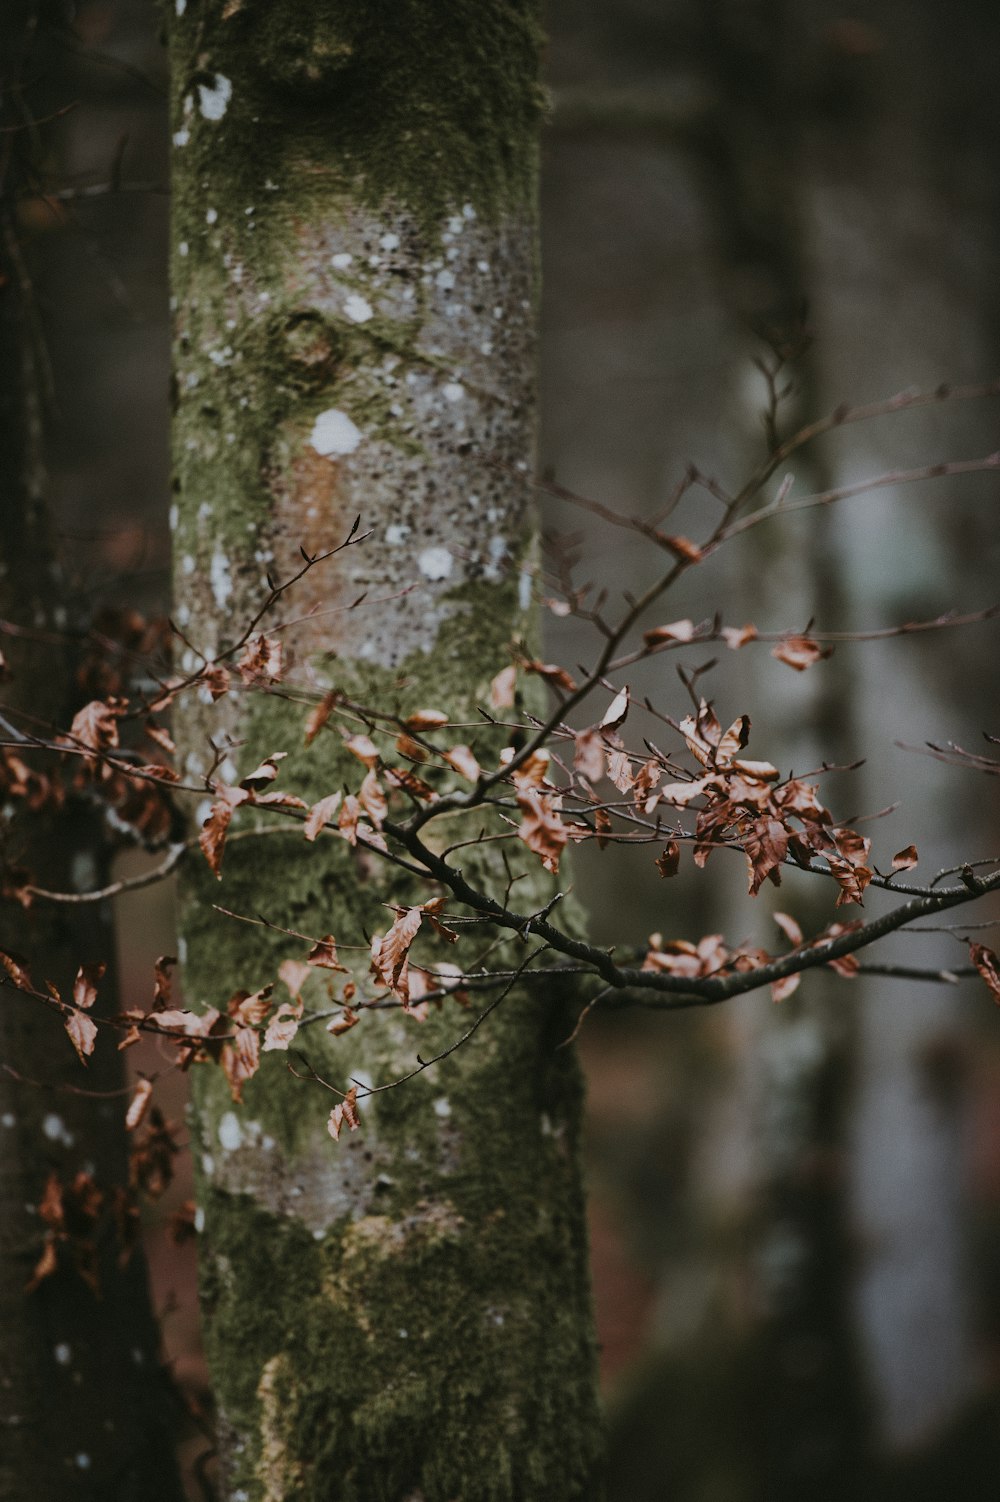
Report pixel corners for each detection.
[0,8,183,1498]
[170,5,602,1498]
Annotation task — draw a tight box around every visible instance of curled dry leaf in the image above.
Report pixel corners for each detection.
[771,635,833,672]
[523,660,577,693]
[490,664,517,709]
[395,732,428,762]
[237,632,283,685]
[199,798,234,879]
[304,791,342,841]
[202,664,232,701]
[643,619,696,647]
[573,729,606,784]
[263,1002,303,1052]
[443,745,481,782]
[773,912,804,947]
[373,907,423,987]
[239,751,287,792]
[655,841,681,879]
[771,974,801,1003]
[307,935,347,972]
[721,623,758,650]
[327,1087,360,1141]
[659,534,703,563]
[359,769,388,827]
[970,943,1000,1003]
[66,698,125,755]
[344,734,380,768]
[0,947,34,992]
[501,745,550,790]
[125,1079,154,1132]
[73,962,105,1013]
[65,1010,99,1065]
[278,959,313,999]
[405,709,449,731]
[327,1007,360,1037]
[517,789,569,874]
[228,985,274,1026]
[222,1025,261,1102]
[891,844,919,872]
[599,685,630,732]
[304,690,338,745]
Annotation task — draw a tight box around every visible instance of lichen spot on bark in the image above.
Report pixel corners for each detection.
[256,1353,306,1502]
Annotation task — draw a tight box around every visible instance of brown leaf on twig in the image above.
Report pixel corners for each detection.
[721,623,758,650]
[373,907,423,987]
[304,690,337,745]
[771,635,833,672]
[655,842,681,878]
[490,665,517,709]
[304,792,342,842]
[263,1001,303,1052]
[125,1079,154,1132]
[240,752,287,792]
[573,729,606,784]
[359,770,388,827]
[643,619,696,647]
[65,1011,98,1065]
[523,660,577,693]
[405,709,449,731]
[971,943,1000,1003]
[891,844,919,872]
[73,962,105,1012]
[442,745,481,782]
[0,947,34,992]
[307,935,348,972]
[771,974,801,1003]
[199,798,234,879]
[237,633,283,685]
[344,734,380,768]
[328,1087,360,1141]
[599,685,629,731]
[744,818,789,896]
[659,534,703,563]
[773,912,804,947]
[517,790,569,874]
[221,1025,260,1102]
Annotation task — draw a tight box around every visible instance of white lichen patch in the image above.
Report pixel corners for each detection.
[331,252,353,270]
[210,549,233,608]
[175,0,186,13]
[433,1098,452,1119]
[442,382,465,403]
[418,546,454,581]
[343,293,374,324]
[218,1112,243,1151]
[198,74,232,122]
[385,523,410,546]
[309,408,362,457]
[54,1343,72,1366]
[205,207,218,225]
[43,1113,73,1147]
[379,232,400,251]
[435,269,456,291]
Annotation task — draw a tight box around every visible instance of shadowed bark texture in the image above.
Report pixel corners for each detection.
[171,4,603,1498]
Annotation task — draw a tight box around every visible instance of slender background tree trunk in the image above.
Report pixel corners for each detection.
[0,7,183,1498]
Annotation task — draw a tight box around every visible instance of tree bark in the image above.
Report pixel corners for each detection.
[170,4,602,1498]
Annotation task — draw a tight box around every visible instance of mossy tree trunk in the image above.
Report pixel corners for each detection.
[0,8,183,1498]
[170,5,602,1499]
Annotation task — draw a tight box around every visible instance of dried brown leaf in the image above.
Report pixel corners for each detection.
[304,792,342,842]
[970,943,1000,1003]
[517,789,569,874]
[405,709,449,731]
[443,744,481,782]
[773,912,804,947]
[490,664,517,709]
[771,635,833,672]
[891,844,919,872]
[721,623,758,650]
[237,632,283,685]
[643,619,696,647]
[125,1079,154,1132]
[65,1010,98,1064]
[304,690,337,745]
[73,962,105,1012]
[599,685,629,731]
[655,841,681,878]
